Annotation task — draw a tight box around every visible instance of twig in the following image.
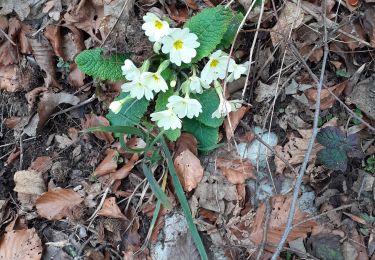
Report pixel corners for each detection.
[19,133,24,170]
[100,0,131,47]
[0,28,16,46]
[256,198,271,260]
[0,136,38,148]
[271,0,329,257]
[51,95,97,118]
[87,180,114,226]
[289,43,375,132]
[292,203,353,228]
[240,121,298,175]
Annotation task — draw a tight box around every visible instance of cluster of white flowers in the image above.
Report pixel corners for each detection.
[108,12,250,130]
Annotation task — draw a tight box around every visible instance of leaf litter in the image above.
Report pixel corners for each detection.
[1,0,375,259]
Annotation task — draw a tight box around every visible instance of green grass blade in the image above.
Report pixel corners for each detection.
[141,162,172,209]
[160,137,208,260]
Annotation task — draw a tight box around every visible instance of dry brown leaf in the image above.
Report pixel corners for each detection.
[175,133,198,157]
[274,118,337,174]
[68,63,85,88]
[93,149,119,177]
[36,91,80,132]
[270,2,304,46]
[224,106,250,140]
[0,17,21,66]
[174,149,204,192]
[126,137,147,150]
[44,25,64,58]
[363,7,375,48]
[35,188,83,220]
[185,0,199,9]
[339,17,366,50]
[166,3,189,23]
[5,147,20,165]
[110,153,138,181]
[0,65,19,92]
[305,80,348,110]
[249,195,317,249]
[216,158,255,184]
[0,223,42,260]
[97,197,127,220]
[14,170,46,195]
[19,23,32,54]
[28,36,60,88]
[30,156,53,174]
[83,114,114,144]
[4,117,21,129]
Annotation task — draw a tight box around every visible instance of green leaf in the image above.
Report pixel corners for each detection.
[155,89,181,141]
[160,138,208,260]
[317,127,346,148]
[317,148,348,172]
[191,89,224,128]
[185,6,232,62]
[183,118,219,151]
[217,12,244,49]
[75,48,129,81]
[141,163,171,208]
[106,92,149,128]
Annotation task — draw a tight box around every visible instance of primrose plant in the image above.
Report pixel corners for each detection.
[75,6,245,151]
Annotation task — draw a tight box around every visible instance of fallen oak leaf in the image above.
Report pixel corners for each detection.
[35,188,83,220]
[97,197,127,220]
[216,157,255,184]
[0,222,42,260]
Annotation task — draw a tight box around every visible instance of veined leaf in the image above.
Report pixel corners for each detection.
[191,89,223,128]
[317,148,347,172]
[217,12,244,49]
[317,127,346,148]
[75,48,129,81]
[183,118,219,151]
[185,6,232,62]
[106,92,149,128]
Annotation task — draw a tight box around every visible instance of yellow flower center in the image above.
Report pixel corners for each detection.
[152,74,159,81]
[210,59,220,68]
[154,20,163,29]
[173,40,184,50]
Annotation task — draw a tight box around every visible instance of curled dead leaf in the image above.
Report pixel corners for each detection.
[174,149,204,192]
[4,117,21,129]
[250,195,317,249]
[30,156,53,174]
[0,17,21,65]
[97,197,127,220]
[36,188,83,220]
[5,147,20,165]
[0,223,42,260]
[14,169,46,195]
[216,157,255,184]
[83,114,114,144]
[224,106,250,140]
[110,153,138,181]
[93,149,119,177]
[44,25,64,58]
[175,133,198,157]
[0,65,19,92]
[68,63,85,88]
[305,81,348,110]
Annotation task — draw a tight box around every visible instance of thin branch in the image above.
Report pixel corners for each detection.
[256,198,271,260]
[271,0,329,257]
[0,28,16,46]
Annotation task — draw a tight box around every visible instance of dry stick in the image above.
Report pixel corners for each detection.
[100,0,131,47]
[0,28,16,46]
[271,0,328,257]
[256,198,272,260]
[240,121,298,175]
[293,203,353,228]
[289,43,375,132]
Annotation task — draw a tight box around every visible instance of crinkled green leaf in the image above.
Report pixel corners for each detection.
[217,12,244,49]
[155,89,181,141]
[317,127,346,148]
[106,92,149,128]
[185,6,232,62]
[183,118,219,151]
[191,89,224,128]
[317,148,347,172]
[75,48,129,81]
